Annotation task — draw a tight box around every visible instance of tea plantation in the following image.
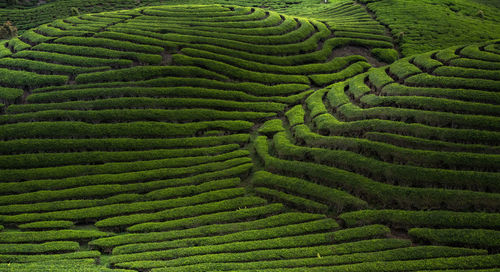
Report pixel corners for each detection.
[0,1,499,271]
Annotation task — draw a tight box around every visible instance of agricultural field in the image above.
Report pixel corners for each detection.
[0,0,499,271]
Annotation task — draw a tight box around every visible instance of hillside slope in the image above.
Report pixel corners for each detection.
[0,4,499,271]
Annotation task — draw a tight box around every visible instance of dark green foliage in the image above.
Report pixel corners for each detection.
[0,108,274,124]
[255,187,329,213]
[113,218,339,255]
[371,48,399,63]
[108,225,388,265]
[340,210,500,229]
[252,171,364,213]
[0,251,101,263]
[255,135,500,212]
[91,204,288,248]
[13,50,133,67]
[0,57,110,75]
[258,119,285,135]
[33,43,162,64]
[0,134,249,155]
[94,194,264,229]
[76,66,228,84]
[115,239,411,270]
[0,87,23,104]
[147,246,485,271]
[0,158,251,195]
[0,229,111,243]
[409,228,500,249]
[0,121,253,140]
[2,189,249,224]
[18,220,75,230]
[0,68,67,87]
[0,241,79,254]
[0,4,499,270]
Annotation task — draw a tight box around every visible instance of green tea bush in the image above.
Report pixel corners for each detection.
[0,251,101,263]
[95,195,264,229]
[18,220,75,230]
[0,229,111,243]
[113,219,339,255]
[0,134,249,155]
[409,228,500,249]
[0,241,79,254]
[255,135,500,211]
[0,87,23,104]
[91,204,287,248]
[146,246,485,271]
[0,68,67,87]
[252,171,366,211]
[340,210,500,229]
[13,50,133,67]
[33,43,161,64]
[0,158,251,194]
[255,187,329,212]
[122,239,410,269]
[2,189,249,224]
[371,48,399,63]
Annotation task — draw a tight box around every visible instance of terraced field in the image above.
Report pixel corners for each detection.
[0,2,499,271]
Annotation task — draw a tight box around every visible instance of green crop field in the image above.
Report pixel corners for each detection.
[0,0,499,271]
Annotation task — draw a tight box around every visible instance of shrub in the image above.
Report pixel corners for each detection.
[0,108,275,124]
[0,58,109,75]
[0,241,79,254]
[0,121,253,141]
[389,58,422,79]
[255,187,329,213]
[0,68,67,88]
[405,73,500,92]
[252,171,366,212]
[7,37,30,51]
[109,232,335,265]
[0,229,111,243]
[94,194,264,229]
[371,48,399,64]
[0,251,101,263]
[76,66,228,84]
[0,148,248,182]
[2,188,249,224]
[0,134,249,155]
[449,58,500,70]
[340,210,500,229]
[0,158,251,195]
[0,87,23,104]
[412,51,442,71]
[146,246,485,271]
[347,74,370,100]
[110,225,390,266]
[13,50,133,67]
[309,62,371,86]
[121,239,410,269]
[54,36,163,54]
[409,228,500,249]
[255,135,500,211]
[33,43,162,64]
[18,220,75,230]
[258,119,285,135]
[91,204,287,249]
[381,82,500,105]
[173,54,310,85]
[0,21,18,40]
[434,66,500,81]
[114,218,338,255]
